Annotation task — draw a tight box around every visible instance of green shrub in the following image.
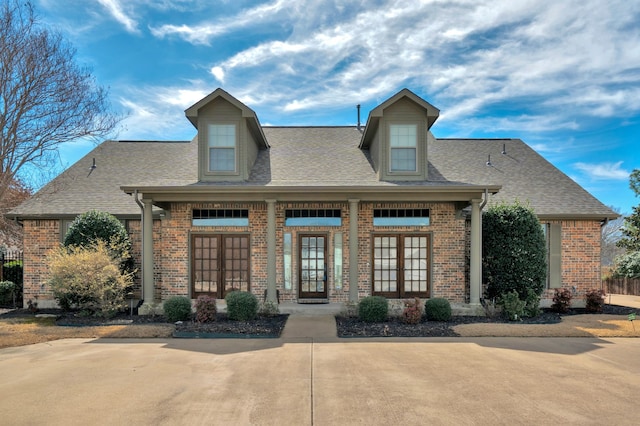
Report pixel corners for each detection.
[0,281,15,293]
[402,297,423,324]
[358,296,388,322]
[524,288,541,318]
[258,300,280,317]
[551,288,572,313]
[424,298,452,321]
[585,289,606,313]
[225,291,258,321]
[483,202,546,301]
[63,210,133,273]
[499,290,525,321]
[48,242,133,317]
[613,251,640,278]
[194,295,217,323]
[0,281,16,306]
[163,296,192,322]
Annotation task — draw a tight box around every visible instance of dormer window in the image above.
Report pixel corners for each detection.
[208,124,236,172]
[389,124,417,172]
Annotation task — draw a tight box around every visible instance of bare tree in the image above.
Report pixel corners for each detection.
[0,1,121,204]
[601,206,625,266]
[0,177,31,249]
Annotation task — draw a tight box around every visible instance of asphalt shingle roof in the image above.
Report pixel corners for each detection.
[8,127,616,219]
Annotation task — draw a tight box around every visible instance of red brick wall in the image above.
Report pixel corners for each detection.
[20,211,604,307]
[358,202,468,303]
[22,220,60,307]
[541,220,603,303]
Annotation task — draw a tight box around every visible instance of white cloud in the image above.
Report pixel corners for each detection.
[574,161,630,181]
[211,66,225,83]
[97,0,139,33]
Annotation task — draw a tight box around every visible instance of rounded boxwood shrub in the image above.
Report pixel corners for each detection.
[63,210,134,273]
[163,296,192,322]
[358,296,388,322]
[425,298,452,321]
[483,202,546,301]
[225,291,258,321]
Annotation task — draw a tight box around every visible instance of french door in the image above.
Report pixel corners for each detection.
[191,234,250,298]
[372,234,430,298]
[299,235,328,299]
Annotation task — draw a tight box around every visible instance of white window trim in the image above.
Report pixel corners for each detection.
[207,123,238,173]
[388,123,418,173]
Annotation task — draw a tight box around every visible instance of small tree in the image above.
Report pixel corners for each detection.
[483,202,547,301]
[63,210,133,273]
[617,169,640,253]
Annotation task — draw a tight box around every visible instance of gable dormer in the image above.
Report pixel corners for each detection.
[185,88,269,182]
[359,89,439,182]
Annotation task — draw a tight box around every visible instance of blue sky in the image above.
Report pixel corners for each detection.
[34,0,639,213]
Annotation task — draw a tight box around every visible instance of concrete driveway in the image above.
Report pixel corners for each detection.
[1,335,639,425]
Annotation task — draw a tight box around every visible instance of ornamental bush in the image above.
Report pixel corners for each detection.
[402,297,423,324]
[551,288,572,313]
[63,210,133,273]
[48,241,133,317]
[225,291,258,321]
[424,298,452,321]
[483,202,546,301]
[194,295,217,323]
[163,296,192,322]
[585,289,606,313]
[358,296,388,322]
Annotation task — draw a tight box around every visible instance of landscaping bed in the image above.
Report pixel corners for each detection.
[0,308,289,339]
[336,304,637,338]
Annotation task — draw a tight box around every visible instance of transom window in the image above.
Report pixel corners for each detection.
[374,209,429,226]
[208,124,236,172]
[285,209,342,226]
[389,124,417,172]
[372,234,430,298]
[193,209,249,226]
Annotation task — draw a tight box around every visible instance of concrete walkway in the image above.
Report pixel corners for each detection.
[1,298,640,425]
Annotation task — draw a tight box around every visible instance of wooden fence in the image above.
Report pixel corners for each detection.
[603,278,640,296]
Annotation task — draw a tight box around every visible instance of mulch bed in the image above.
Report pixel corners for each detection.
[0,309,289,338]
[336,304,637,338]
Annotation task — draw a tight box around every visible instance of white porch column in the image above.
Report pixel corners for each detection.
[469,198,482,306]
[142,198,155,304]
[266,199,277,303]
[348,199,359,303]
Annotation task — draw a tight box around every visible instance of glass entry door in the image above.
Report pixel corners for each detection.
[299,235,327,299]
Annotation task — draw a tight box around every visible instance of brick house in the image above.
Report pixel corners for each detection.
[8,88,617,311]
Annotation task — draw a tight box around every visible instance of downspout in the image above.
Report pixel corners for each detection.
[480,188,488,210]
[133,190,144,302]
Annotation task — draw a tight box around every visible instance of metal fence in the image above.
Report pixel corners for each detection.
[0,250,23,281]
[603,278,640,296]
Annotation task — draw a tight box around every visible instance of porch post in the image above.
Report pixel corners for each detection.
[348,199,359,303]
[470,198,482,306]
[142,198,155,304]
[266,199,277,303]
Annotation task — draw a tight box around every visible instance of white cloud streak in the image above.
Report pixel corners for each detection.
[97,0,139,33]
[574,161,631,181]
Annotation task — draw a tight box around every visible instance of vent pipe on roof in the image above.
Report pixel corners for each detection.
[357,104,361,131]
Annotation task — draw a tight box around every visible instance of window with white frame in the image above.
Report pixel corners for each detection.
[208,124,236,172]
[389,124,417,172]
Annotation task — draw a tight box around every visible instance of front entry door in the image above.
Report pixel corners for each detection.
[299,235,328,299]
